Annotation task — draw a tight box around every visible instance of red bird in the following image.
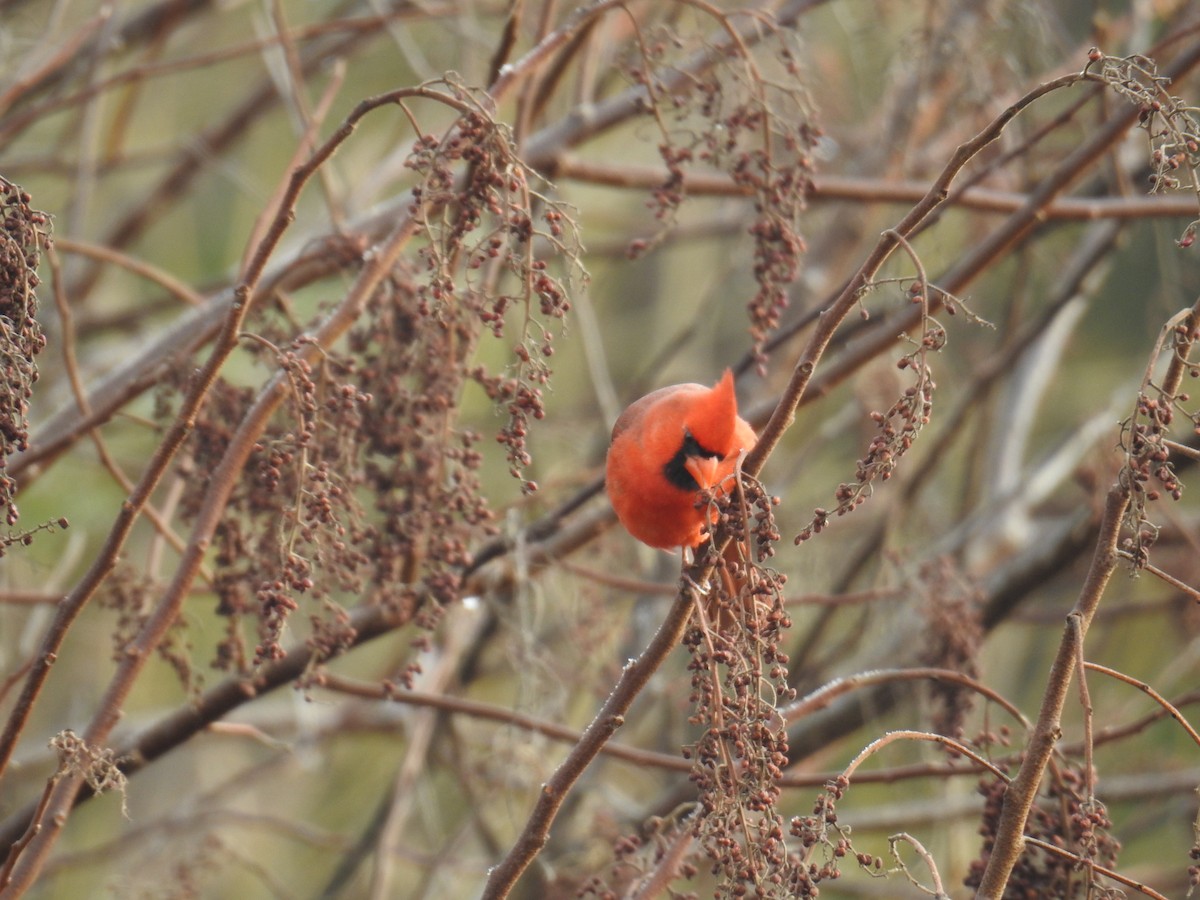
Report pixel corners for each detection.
[606,369,757,551]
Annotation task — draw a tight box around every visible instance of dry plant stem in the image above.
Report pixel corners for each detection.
[889,832,947,899]
[555,156,1200,220]
[1083,662,1200,747]
[1165,437,1200,461]
[1072,616,1096,803]
[972,487,1130,899]
[1130,554,1200,601]
[51,237,206,306]
[321,673,690,771]
[784,667,1030,731]
[1021,837,1170,900]
[480,587,700,899]
[841,730,1010,785]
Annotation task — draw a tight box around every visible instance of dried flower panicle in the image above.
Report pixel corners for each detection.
[796,347,936,544]
[168,80,580,678]
[1085,50,1200,247]
[915,557,984,738]
[680,472,804,897]
[784,776,881,896]
[621,21,816,371]
[1119,365,1192,568]
[49,730,128,817]
[966,760,1120,897]
[0,178,49,545]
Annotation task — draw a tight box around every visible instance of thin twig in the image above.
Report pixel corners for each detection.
[480,586,699,899]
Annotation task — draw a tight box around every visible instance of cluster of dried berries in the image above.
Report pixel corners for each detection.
[966,762,1121,897]
[783,777,866,896]
[1119,367,1191,566]
[0,179,49,540]
[179,346,372,672]
[1085,50,1200,246]
[165,84,578,681]
[797,354,936,544]
[680,475,800,898]
[622,25,815,370]
[915,557,984,738]
[406,81,576,494]
[739,129,815,371]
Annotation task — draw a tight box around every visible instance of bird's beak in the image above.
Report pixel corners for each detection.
[685,454,721,491]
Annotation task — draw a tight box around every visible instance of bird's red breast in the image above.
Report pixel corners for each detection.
[605,369,757,550]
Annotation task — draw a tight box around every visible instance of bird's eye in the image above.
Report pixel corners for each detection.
[662,429,720,491]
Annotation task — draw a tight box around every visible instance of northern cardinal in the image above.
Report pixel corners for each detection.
[605,369,757,552]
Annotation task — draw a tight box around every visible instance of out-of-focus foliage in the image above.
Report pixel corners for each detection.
[0,1,1199,898]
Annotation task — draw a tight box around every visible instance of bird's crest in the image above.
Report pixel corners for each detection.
[686,369,740,456]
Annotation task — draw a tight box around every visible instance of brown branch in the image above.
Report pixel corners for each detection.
[316,672,689,772]
[1083,662,1200,749]
[784,667,1031,731]
[972,488,1127,899]
[51,237,205,306]
[555,155,1200,220]
[479,587,698,899]
[841,730,1011,785]
[1021,837,1171,900]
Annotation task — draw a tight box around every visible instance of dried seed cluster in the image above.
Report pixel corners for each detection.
[622,24,815,370]
[966,761,1120,897]
[169,82,580,681]
[1086,50,1200,247]
[0,178,49,543]
[784,777,869,895]
[682,475,803,898]
[797,353,935,544]
[407,82,578,494]
[49,729,128,816]
[1118,331,1196,567]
